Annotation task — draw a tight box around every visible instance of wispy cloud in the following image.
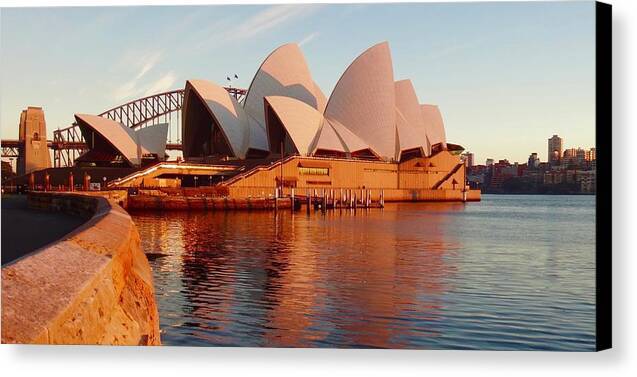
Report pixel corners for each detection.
[135,51,162,80]
[112,5,324,100]
[194,4,324,51]
[299,32,319,47]
[144,72,177,96]
[113,81,139,102]
[230,5,322,41]
[112,50,164,101]
[420,38,488,64]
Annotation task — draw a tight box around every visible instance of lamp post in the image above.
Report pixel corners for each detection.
[194,176,198,188]
[102,176,107,191]
[280,139,284,196]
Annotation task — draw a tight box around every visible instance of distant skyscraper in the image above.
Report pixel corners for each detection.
[528,152,540,169]
[563,148,577,165]
[575,148,587,165]
[548,135,563,165]
[589,147,596,161]
[461,152,474,167]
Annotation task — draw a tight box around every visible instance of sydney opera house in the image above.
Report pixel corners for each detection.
[179,41,452,163]
[55,42,479,201]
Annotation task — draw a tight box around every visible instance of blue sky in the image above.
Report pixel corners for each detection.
[0,1,595,164]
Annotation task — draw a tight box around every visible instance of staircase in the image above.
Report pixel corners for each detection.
[431,163,464,190]
[221,155,297,186]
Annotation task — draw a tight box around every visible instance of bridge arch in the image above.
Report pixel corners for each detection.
[49,87,246,167]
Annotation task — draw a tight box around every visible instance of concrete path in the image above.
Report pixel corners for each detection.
[1,195,86,266]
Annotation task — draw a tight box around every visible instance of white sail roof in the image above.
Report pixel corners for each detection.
[420,104,447,149]
[177,42,452,161]
[264,96,323,156]
[135,123,168,157]
[183,80,250,158]
[326,118,372,155]
[312,119,348,154]
[395,108,425,157]
[395,79,430,156]
[75,114,150,166]
[324,42,397,160]
[244,43,323,132]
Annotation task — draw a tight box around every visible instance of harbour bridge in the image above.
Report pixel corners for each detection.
[1,87,247,168]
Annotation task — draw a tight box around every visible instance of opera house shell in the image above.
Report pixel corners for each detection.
[182,41,451,163]
[74,114,168,167]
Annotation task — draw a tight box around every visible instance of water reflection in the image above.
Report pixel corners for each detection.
[132,195,595,350]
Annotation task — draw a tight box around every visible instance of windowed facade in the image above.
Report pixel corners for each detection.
[298,167,329,176]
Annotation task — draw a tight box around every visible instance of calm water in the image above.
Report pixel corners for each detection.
[131,194,596,350]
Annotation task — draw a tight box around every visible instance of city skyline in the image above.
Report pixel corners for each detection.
[471,134,596,166]
[1,2,595,164]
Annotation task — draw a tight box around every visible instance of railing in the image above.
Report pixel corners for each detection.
[221,155,299,186]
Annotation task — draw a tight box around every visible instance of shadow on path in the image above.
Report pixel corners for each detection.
[1,195,86,266]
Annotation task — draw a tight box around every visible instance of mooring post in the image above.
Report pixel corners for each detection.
[381,189,385,208]
[83,172,90,191]
[291,187,295,212]
[322,189,327,213]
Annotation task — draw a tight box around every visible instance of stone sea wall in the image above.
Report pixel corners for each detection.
[1,192,160,345]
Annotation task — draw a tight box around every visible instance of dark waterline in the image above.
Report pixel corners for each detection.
[131,194,596,350]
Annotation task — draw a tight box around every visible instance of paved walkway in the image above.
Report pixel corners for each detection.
[1,195,86,266]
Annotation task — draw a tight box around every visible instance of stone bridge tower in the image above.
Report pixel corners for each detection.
[17,107,51,175]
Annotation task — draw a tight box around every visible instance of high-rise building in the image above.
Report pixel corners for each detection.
[528,152,540,169]
[461,152,474,167]
[548,135,563,165]
[589,147,596,161]
[575,148,587,165]
[563,147,588,167]
[563,148,577,165]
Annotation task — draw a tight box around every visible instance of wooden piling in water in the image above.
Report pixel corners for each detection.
[291,188,295,212]
[274,188,278,212]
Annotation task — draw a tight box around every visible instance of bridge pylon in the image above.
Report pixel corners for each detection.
[17,107,51,175]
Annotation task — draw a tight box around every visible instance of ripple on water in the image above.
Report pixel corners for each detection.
[132,194,596,350]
